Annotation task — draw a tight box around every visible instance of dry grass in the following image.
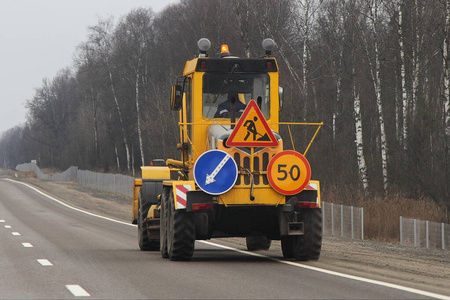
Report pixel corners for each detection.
[323,187,448,242]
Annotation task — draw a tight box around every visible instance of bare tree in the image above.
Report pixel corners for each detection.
[360,0,389,195]
[88,18,132,172]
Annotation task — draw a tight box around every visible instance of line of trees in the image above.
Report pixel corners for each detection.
[1,0,449,211]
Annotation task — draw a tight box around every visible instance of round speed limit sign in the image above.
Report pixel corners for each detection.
[267,150,311,195]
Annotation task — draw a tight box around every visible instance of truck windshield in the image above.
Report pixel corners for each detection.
[202,73,270,119]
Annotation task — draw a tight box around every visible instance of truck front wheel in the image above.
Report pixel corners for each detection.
[160,187,169,258]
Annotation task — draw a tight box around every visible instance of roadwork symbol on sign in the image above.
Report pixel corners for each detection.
[226,100,278,147]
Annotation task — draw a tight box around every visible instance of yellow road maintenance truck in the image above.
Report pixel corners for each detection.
[132,38,323,261]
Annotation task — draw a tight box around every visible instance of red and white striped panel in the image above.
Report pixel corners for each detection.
[175,184,192,209]
[304,182,318,191]
[304,182,319,203]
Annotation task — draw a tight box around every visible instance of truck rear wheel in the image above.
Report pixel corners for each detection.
[246,235,271,251]
[293,208,322,261]
[166,187,195,261]
[160,187,169,258]
[138,191,159,251]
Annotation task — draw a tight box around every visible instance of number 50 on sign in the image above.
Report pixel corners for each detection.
[267,150,311,195]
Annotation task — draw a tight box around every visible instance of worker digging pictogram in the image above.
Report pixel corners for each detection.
[227,100,278,147]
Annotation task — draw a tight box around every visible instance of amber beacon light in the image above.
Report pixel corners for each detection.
[220,44,230,57]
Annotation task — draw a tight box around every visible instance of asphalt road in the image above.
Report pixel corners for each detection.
[0,178,448,299]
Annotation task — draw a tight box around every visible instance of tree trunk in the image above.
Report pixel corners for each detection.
[364,0,389,195]
[108,64,131,172]
[354,92,369,194]
[443,0,450,203]
[135,71,145,167]
[398,0,408,151]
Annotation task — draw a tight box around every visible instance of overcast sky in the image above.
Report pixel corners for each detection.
[0,0,177,135]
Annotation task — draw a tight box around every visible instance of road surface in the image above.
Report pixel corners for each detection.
[0,177,449,299]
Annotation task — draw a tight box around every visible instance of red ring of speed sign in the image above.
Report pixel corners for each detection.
[267,150,311,195]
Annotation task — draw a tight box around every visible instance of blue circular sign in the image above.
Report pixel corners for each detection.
[193,150,238,195]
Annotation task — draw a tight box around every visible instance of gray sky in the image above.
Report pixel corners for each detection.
[0,0,177,135]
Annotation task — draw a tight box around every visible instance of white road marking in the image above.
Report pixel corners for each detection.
[66,285,90,297]
[11,232,21,236]
[201,240,450,300]
[5,179,133,227]
[37,259,53,266]
[5,179,449,300]
[22,243,33,248]
[5,225,11,228]
[0,219,5,222]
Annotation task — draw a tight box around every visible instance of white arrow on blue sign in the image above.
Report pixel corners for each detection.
[193,150,238,195]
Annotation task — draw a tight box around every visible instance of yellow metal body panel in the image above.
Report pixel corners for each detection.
[141,166,171,180]
[183,58,199,75]
[218,186,285,206]
[148,204,160,219]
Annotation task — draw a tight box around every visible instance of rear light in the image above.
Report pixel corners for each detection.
[191,203,213,211]
[267,61,273,70]
[200,61,207,70]
[296,202,319,208]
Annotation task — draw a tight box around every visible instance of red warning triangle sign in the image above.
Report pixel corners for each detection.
[226,100,278,147]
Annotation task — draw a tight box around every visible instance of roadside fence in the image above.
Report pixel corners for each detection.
[322,201,364,240]
[15,161,133,198]
[399,216,449,250]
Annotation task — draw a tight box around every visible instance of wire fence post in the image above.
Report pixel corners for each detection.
[361,207,364,240]
[322,202,325,235]
[340,204,344,237]
[413,219,418,247]
[400,216,403,245]
[442,223,446,250]
[426,220,429,249]
[331,202,334,236]
[351,206,354,239]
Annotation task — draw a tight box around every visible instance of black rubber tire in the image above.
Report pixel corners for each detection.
[138,191,159,251]
[246,236,271,251]
[160,187,169,258]
[293,208,322,261]
[167,187,195,261]
[281,236,294,259]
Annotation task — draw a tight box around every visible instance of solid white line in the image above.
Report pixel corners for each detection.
[11,232,21,236]
[22,243,33,248]
[4,179,134,227]
[37,259,53,266]
[5,179,448,299]
[4,225,11,228]
[200,240,450,300]
[66,285,90,297]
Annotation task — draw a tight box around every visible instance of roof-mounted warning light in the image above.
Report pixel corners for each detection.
[220,44,230,57]
[197,38,211,57]
[262,38,277,56]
